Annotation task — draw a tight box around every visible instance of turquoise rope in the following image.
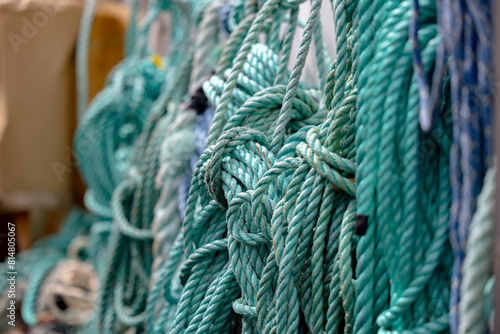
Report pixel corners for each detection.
[88,1,223,332]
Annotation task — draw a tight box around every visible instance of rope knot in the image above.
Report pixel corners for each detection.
[205,127,268,208]
[296,127,356,195]
[227,191,272,246]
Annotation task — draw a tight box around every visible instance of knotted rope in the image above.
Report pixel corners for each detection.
[160,0,359,333]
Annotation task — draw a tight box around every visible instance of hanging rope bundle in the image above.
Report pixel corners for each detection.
[74,58,167,218]
[354,0,455,331]
[0,208,96,329]
[157,0,357,332]
[88,1,231,333]
[459,163,495,334]
[430,1,494,333]
[146,4,225,330]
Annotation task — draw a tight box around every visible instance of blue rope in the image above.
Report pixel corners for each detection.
[412,0,493,332]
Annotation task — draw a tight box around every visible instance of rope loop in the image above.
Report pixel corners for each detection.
[205,127,269,208]
[228,190,272,245]
[111,179,154,240]
[179,239,229,285]
[233,298,258,317]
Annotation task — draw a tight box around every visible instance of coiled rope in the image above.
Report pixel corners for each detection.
[355,0,455,332]
[87,1,228,333]
[160,0,357,333]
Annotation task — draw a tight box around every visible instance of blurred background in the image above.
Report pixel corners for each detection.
[0,0,131,261]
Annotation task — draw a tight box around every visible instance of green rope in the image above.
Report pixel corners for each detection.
[87,1,224,333]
